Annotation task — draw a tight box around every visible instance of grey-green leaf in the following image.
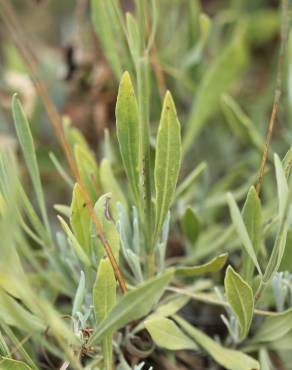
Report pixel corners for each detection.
[145,315,197,351]
[227,192,262,275]
[174,315,259,370]
[242,186,262,283]
[154,92,181,243]
[93,258,116,370]
[12,95,50,234]
[224,266,254,339]
[70,183,91,256]
[116,72,140,204]
[89,269,174,345]
[252,308,292,343]
[183,26,248,155]
[275,154,288,222]
[175,253,228,277]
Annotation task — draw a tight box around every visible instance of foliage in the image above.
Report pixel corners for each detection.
[0,0,291,369]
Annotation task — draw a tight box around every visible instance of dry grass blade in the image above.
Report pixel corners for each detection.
[0,0,127,293]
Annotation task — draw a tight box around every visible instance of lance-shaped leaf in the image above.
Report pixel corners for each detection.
[91,0,123,78]
[93,259,116,370]
[58,216,91,267]
[252,308,292,344]
[224,266,254,339]
[145,315,197,351]
[70,184,91,256]
[88,269,174,345]
[0,358,33,370]
[263,155,290,283]
[154,92,181,243]
[183,26,248,155]
[175,253,228,277]
[12,95,50,234]
[242,186,262,283]
[174,316,260,370]
[227,192,262,275]
[116,72,140,204]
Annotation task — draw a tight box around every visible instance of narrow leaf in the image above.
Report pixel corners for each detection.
[89,269,174,345]
[183,26,248,155]
[242,186,262,282]
[174,316,259,370]
[116,72,140,203]
[58,216,91,267]
[70,183,91,255]
[227,192,262,275]
[93,258,116,370]
[154,92,181,243]
[12,95,50,234]
[252,308,292,343]
[224,266,254,339]
[175,253,228,277]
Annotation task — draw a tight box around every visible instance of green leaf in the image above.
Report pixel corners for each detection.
[0,358,33,370]
[91,0,126,78]
[12,95,50,234]
[70,183,91,256]
[259,348,273,370]
[227,192,262,275]
[181,207,201,245]
[90,193,120,263]
[0,289,44,333]
[89,269,174,345]
[100,159,127,220]
[74,144,99,202]
[224,266,254,339]
[242,186,262,283]
[58,216,91,267]
[174,315,259,370]
[145,315,197,351]
[49,152,74,188]
[154,92,181,243]
[252,308,292,344]
[0,331,9,357]
[221,94,264,152]
[263,155,290,282]
[93,258,116,370]
[175,253,228,277]
[183,26,249,155]
[126,14,141,62]
[175,161,207,199]
[275,154,288,222]
[156,295,190,317]
[72,271,85,317]
[116,72,140,204]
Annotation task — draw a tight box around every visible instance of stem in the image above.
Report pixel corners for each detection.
[0,0,127,293]
[255,0,290,195]
[167,287,278,317]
